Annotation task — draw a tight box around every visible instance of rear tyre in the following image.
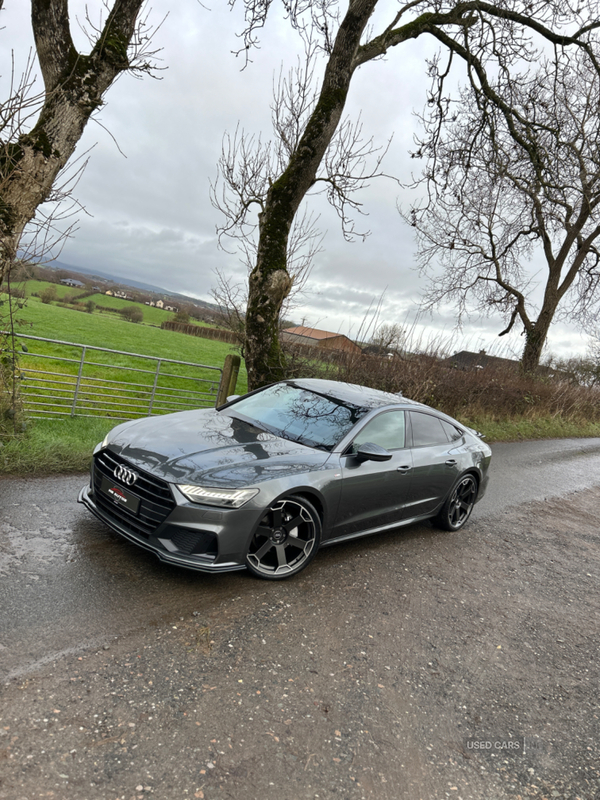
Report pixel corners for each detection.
[434,474,478,531]
[246,495,322,580]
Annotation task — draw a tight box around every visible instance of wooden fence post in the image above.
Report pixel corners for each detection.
[216,354,241,406]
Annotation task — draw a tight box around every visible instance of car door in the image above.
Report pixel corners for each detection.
[330,410,413,539]
[404,411,462,517]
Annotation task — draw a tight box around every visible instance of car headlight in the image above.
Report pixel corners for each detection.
[177,485,259,509]
[100,434,110,449]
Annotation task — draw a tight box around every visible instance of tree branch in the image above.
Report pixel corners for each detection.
[31,0,77,93]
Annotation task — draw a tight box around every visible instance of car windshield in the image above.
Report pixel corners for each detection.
[224,383,369,451]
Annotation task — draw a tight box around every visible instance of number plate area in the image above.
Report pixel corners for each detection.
[100,476,141,515]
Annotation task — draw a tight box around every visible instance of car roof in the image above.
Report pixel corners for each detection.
[290,378,407,409]
[289,378,463,422]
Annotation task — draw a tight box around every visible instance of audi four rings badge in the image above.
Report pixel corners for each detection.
[113,465,138,486]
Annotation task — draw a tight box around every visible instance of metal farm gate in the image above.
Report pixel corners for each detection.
[3,332,240,421]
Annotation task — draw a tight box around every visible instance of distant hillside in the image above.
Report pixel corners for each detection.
[44,259,219,311]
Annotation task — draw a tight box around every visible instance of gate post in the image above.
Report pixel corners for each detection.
[71,346,86,417]
[148,359,162,415]
[216,354,241,407]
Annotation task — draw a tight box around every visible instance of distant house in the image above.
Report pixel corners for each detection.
[445,350,519,371]
[281,326,361,354]
[165,305,178,312]
[105,290,114,296]
[155,299,164,309]
[445,349,560,377]
[61,278,84,288]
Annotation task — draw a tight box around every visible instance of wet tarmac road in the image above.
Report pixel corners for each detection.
[2,437,600,683]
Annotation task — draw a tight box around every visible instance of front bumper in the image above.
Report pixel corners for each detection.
[78,482,247,574]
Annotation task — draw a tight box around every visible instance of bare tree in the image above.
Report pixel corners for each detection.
[0,1,155,288]
[405,44,600,372]
[218,0,600,390]
[210,266,249,350]
[212,63,326,354]
[370,322,406,353]
[210,206,322,353]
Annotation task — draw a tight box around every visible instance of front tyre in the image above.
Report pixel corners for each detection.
[434,474,478,531]
[246,495,322,580]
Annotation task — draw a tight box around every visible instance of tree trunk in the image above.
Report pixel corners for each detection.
[244,0,381,389]
[520,311,554,374]
[520,238,593,373]
[242,7,358,389]
[0,0,144,287]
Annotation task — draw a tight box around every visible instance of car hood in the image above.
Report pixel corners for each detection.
[106,408,331,486]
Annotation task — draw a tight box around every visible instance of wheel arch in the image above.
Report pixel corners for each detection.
[448,467,481,500]
[285,489,325,527]
[461,467,481,488]
[434,469,480,532]
[435,468,480,513]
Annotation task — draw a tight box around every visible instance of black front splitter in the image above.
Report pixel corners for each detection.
[77,485,246,574]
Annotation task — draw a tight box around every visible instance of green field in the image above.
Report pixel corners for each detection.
[1,290,247,474]
[20,279,209,328]
[22,279,80,300]
[11,293,239,369]
[85,292,208,327]
[10,297,247,407]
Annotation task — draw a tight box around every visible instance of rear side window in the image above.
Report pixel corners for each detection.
[351,410,406,452]
[410,411,450,447]
[441,420,463,441]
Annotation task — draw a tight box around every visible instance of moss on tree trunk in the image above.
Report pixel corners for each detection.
[521,311,554,374]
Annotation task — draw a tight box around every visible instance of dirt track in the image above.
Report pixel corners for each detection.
[1,486,600,800]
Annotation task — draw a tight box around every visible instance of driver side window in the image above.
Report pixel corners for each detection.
[351,411,406,453]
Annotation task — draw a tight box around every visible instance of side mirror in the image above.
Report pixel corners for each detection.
[355,442,393,462]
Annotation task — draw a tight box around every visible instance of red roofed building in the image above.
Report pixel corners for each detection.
[281,326,361,354]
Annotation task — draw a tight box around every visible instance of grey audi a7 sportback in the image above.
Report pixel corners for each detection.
[79,378,492,579]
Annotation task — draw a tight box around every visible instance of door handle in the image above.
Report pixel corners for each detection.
[397,465,411,473]
[445,459,457,466]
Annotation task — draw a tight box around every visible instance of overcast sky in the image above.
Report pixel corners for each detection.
[1,1,592,361]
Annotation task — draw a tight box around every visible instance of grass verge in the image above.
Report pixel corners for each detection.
[0,418,115,476]
[463,415,600,442]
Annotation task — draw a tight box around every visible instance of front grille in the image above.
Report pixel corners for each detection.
[93,449,175,538]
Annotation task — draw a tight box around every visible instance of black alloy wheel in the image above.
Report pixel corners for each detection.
[246,495,322,579]
[435,474,478,531]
